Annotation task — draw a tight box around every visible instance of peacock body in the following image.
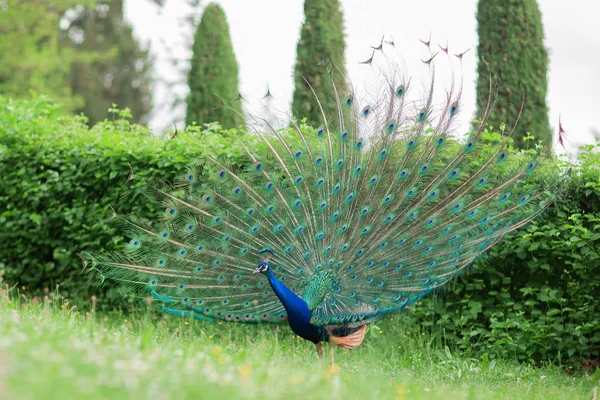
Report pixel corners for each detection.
[91,40,560,357]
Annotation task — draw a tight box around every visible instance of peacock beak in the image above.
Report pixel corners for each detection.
[253,267,261,274]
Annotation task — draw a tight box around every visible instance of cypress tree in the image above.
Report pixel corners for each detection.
[186,4,243,129]
[292,0,347,127]
[476,0,552,149]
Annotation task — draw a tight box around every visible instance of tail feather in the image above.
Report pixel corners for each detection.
[89,38,565,328]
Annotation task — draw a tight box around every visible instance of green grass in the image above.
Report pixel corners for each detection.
[0,292,596,400]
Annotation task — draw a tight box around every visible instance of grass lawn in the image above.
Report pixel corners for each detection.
[0,294,596,400]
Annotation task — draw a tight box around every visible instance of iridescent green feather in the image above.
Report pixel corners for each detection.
[302,271,334,310]
[90,43,563,327]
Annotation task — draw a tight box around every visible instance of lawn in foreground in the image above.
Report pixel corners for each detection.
[0,297,596,400]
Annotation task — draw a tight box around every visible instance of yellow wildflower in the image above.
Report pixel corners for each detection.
[396,385,407,400]
[240,365,251,381]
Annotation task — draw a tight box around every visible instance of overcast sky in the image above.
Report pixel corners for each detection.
[125,0,600,154]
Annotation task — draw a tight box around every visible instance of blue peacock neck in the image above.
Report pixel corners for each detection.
[264,267,311,323]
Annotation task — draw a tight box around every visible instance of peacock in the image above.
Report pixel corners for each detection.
[89,39,561,361]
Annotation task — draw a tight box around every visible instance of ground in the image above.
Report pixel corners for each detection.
[0,297,596,400]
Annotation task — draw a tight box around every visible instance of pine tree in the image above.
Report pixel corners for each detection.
[185,4,243,129]
[292,0,347,127]
[60,0,153,125]
[476,0,552,149]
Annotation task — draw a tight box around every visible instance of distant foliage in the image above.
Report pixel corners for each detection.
[476,0,552,150]
[185,4,243,129]
[292,0,347,126]
[60,0,153,125]
[0,0,94,112]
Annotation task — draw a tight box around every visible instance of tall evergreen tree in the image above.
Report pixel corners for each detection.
[185,4,243,129]
[60,0,153,125]
[476,0,552,149]
[292,0,347,127]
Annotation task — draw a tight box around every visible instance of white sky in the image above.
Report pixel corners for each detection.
[125,0,600,154]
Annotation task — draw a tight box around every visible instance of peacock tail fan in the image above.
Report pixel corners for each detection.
[88,39,564,327]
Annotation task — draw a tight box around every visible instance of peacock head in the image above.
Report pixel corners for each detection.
[254,248,275,274]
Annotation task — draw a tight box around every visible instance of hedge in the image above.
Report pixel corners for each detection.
[409,145,600,365]
[1,96,598,366]
[0,95,249,307]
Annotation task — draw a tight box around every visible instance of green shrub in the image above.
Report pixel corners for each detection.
[409,146,600,366]
[0,95,247,308]
[1,96,598,366]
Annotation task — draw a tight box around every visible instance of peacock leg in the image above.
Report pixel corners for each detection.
[315,342,324,358]
[329,342,335,365]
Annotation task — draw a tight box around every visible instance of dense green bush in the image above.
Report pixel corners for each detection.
[1,96,598,366]
[0,95,247,307]
[409,147,600,365]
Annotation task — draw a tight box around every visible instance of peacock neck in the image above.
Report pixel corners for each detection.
[264,268,311,322]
